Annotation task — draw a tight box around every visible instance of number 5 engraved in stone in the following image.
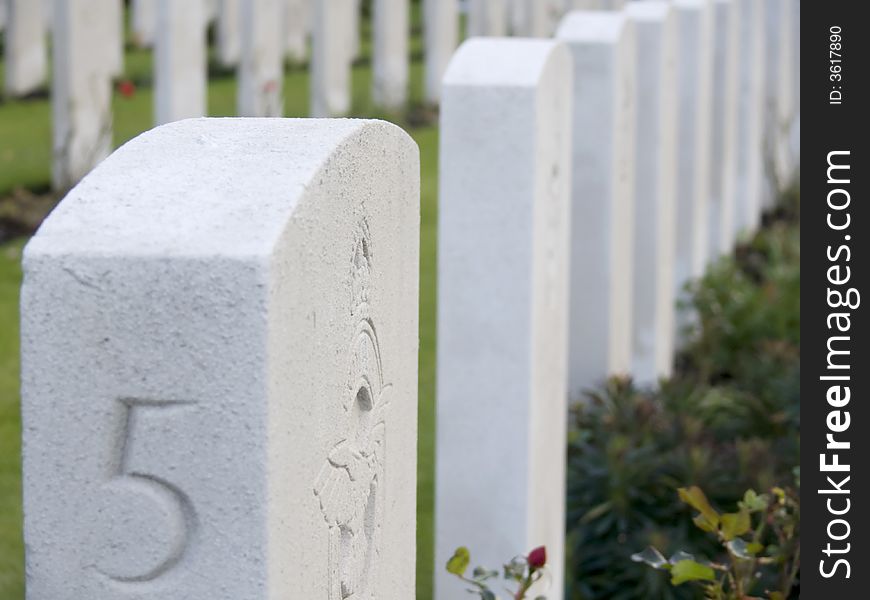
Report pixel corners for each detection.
[94,398,197,583]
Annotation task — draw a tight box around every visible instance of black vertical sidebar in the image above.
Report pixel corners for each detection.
[802,0,868,597]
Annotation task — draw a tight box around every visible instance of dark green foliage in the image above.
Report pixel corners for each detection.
[565,191,800,600]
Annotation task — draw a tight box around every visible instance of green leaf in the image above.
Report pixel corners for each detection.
[693,513,719,533]
[670,560,716,586]
[747,542,764,555]
[725,538,756,559]
[669,550,696,564]
[678,487,720,528]
[503,557,527,581]
[447,547,470,576]
[720,510,751,540]
[480,590,496,600]
[738,489,769,513]
[472,567,498,581]
[631,546,669,570]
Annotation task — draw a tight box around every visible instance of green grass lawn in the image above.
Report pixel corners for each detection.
[0,10,440,598]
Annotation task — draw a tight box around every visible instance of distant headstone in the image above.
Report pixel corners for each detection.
[762,0,793,205]
[311,0,354,116]
[284,0,310,62]
[217,0,241,66]
[467,0,508,37]
[707,0,739,258]
[51,0,113,191]
[729,0,765,236]
[23,118,420,600]
[510,0,549,36]
[238,0,284,117]
[625,1,678,386]
[4,0,48,97]
[106,0,125,77]
[372,0,409,110]
[435,38,572,600]
[422,0,458,104]
[155,0,208,125]
[788,0,800,176]
[672,0,714,296]
[557,11,636,399]
[132,0,157,47]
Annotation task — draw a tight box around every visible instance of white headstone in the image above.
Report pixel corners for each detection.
[422,0,458,104]
[707,0,739,258]
[672,0,713,296]
[435,38,572,600]
[238,0,284,117]
[510,0,549,36]
[774,0,797,186]
[22,118,420,600]
[155,0,208,125]
[372,0,409,110]
[625,1,677,387]
[132,0,157,47]
[284,0,310,62]
[4,0,48,97]
[106,0,125,78]
[311,0,353,116]
[788,0,800,176]
[217,0,241,66]
[467,0,508,37]
[728,0,765,237]
[51,0,113,191]
[762,0,794,204]
[557,11,636,399]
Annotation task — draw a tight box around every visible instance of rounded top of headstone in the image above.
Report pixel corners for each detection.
[443,38,571,89]
[625,0,673,21]
[556,11,628,43]
[26,118,417,260]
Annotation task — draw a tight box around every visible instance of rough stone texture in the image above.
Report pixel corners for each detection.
[422,0,458,104]
[51,0,113,191]
[672,0,713,295]
[372,0,409,110]
[22,118,420,600]
[625,1,677,387]
[729,0,765,236]
[155,0,208,125]
[217,0,241,67]
[132,0,157,47]
[238,0,284,117]
[435,38,572,600]
[707,0,739,258]
[557,11,636,399]
[4,0,47,97]
[311,0,353,116]
[284,0,310,62]
[467,0,508,37]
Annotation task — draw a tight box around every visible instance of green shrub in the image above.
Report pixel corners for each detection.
[564,193,800,599]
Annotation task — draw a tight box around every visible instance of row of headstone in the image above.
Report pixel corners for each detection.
[18,2,799,596]
[434,1,800,598]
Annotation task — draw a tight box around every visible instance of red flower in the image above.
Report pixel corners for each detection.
[527,545,546,569]
[118,80,136,99]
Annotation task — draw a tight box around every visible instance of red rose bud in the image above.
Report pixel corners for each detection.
[527,545,546,569]
[118,80,136,99]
